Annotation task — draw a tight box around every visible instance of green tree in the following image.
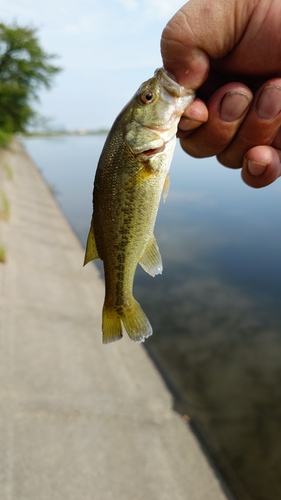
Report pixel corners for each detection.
[0,22,61,134]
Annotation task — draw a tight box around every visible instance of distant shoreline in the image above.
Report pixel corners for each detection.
[21,129,109,138]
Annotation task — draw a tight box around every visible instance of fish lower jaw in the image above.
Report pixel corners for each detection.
[139,133,177,157]
[140,144,166,157]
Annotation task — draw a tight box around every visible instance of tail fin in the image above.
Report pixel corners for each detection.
[122,298,152,343]
[102,305,123,344]
[102,298,152,344]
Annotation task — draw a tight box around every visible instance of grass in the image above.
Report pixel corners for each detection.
[0,130,12,148]
[0,131,12,265]
[0,189,10,220]
[1,162,13,180]
[0,244,6,263]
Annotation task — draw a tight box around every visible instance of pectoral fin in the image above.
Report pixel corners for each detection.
[83,221,100,266]
[162,174,170,202]
[124,164,154,191]
[139,234,162,276]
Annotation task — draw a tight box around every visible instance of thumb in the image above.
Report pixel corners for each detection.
[161,0,254,89]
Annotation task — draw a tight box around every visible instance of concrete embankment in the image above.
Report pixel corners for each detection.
[0,139,229,500]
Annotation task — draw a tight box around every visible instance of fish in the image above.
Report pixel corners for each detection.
[84,68,194,344]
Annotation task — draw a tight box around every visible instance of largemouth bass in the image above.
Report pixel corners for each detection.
[84,68,194,344]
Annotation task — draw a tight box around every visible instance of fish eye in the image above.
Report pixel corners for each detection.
[141,91,154,104]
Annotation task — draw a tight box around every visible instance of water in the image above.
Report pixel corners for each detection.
[22,135,281,500]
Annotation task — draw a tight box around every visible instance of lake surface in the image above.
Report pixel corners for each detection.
[22,135,281,500]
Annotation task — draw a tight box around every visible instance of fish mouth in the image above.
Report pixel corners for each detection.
[154,68,195,99]
[141,145,165,156]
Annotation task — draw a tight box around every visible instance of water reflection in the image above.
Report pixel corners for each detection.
[22,136,281,500]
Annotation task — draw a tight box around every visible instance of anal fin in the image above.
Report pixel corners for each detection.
[139,234,162,276]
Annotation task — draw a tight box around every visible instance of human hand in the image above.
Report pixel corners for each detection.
[161,0,281,188]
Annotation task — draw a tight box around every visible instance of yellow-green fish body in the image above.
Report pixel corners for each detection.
[84,69,194,343]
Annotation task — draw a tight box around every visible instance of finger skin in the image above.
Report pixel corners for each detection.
[242,146,281,188]
[177,98,208,136]
[161,0,258,89]
[179,78,281,187]
[179,83,253,157]
[218,79,281,168]
[161,0,281,188]
[161,0,281,90]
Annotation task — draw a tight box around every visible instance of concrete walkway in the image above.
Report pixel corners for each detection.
[0,139,229,500]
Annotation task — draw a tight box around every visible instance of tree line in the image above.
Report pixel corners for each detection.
[0,21,61,144]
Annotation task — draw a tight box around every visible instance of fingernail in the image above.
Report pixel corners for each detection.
[256,85,281,119]
[220,92,251,122]
[247,159,268,176]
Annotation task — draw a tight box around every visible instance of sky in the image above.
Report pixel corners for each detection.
[1,0,187,131]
